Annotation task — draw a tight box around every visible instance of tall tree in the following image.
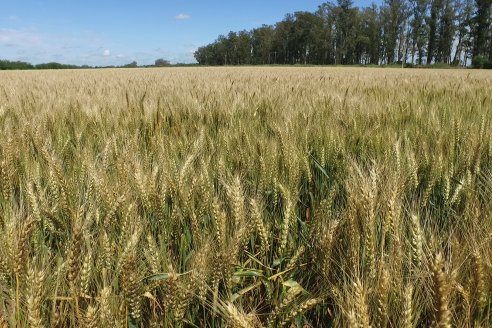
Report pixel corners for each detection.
[251,25,274,64]
[236,30,252,65]
[360,4,382,64]
[272,14,296,64]
[381,0,410,63]
[333,0,359,64]
[317,2,338,64]
[453,0,474,65]
[472,0,492,65]
[436,0,457,63]
[193,0,492,68]
[427,0,442,63]
[410,0,430,64]
[289,12,326,64]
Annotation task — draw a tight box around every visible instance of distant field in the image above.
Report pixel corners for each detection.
[0,67,492,327]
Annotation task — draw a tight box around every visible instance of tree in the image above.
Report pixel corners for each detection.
[332,0,359,64]
[381,0,410,64]
[124,61,138,68]
[434,0,457,63]
[236,30,252,65]
[215,35,229,65]
[427,0,442,63]
[410,0,429,64]
[193,0,492,68]
[360,5,382,65]
[226,31,238,64]
[155,58,170,67]
[251,25,274,64]
[0,60,34,70]
[272,14,296,64]
[472,0,492,66]
[287,11,326,64]
[453,0,474,65]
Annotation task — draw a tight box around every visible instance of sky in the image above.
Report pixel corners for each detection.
[0,0,372,66]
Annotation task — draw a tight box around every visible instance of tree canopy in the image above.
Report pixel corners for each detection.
[194,0,492,67]
[155,58,171,67]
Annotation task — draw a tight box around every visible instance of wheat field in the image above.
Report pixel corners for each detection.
[0,67,491,327]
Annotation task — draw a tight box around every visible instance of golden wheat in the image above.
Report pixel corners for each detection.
[0,67,490,327]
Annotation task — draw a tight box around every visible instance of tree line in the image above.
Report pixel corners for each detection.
[0,59,180,70]
[0,60,85,70]
[194,0,492,68]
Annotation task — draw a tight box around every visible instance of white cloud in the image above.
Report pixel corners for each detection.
[0,28,42,47]
[175,13,191,20]
[0,27,198,65]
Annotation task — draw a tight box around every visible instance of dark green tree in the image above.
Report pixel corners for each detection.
[381,0,410,63]
[435,0,457,63]
[251,25,274,64]
[427,0,443,63]
[317,2,338,64]
[193,0,491,68]
[154,58,170,67]
[360,4,382,64]
[472,0,492,66]
[236,30,252,65]
[410,0,429,64]
[272,14,296,64]
[453,0,474,65]
[333,0,359,64]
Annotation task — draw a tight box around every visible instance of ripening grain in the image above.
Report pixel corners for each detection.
[0,67,491,327]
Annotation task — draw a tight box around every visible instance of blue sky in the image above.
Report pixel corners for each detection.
[1,1,373,65]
